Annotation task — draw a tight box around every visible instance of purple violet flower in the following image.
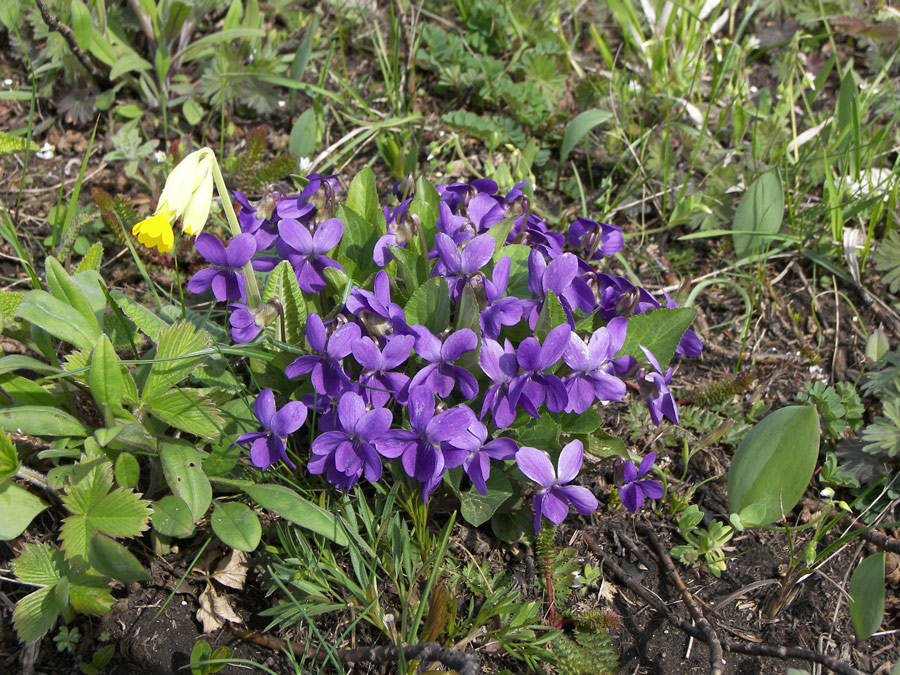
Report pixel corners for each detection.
[508,324,572,417]
[285,314,360,398]
[479,337,522,429]
[235,389,307,470]
[408,327,479,399]
[352,334,414,407]
[307,391,393,489]
[521,250,595,330]
[345,270,410,339]
[228,303,264,343]
[515,440,598,533]
[617,452,664,513]
[276,218,344,293]
[441,416,517,495]
[187,233,256,302]
[568,217,624,261]
[433,232,496,302]
[378,387,476,499]
[478,256,523,340]
[234,189,282,250]
[638,345,679,426]
[562,318,628,414]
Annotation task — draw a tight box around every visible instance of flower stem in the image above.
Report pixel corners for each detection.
[210,154,262,308]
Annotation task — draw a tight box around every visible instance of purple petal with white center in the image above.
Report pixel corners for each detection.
[516,447,556,488]
[194,233,228,266]
[557,439,584,485]
[406,386,435,433]
[225,233,257,267]
[435,232,463,273]
[311,430,345,455]
[313,218,343,253]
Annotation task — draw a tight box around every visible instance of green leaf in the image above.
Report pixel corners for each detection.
[337,204,380,283]
[0,355,60,376]
[244,484,349,546]
[0,290,25,318]
[459,472,513,527]
[582,430,627,458]
[514,414,561,448]
[0,373,59,407]
[408,177,440,245]
[289,108,317,159]
[151,495,195,537]
[89,335,125,418]
[346,167,378,225]
[74,242,104,274]
[731,171,784,259]
[12,542,65,586]
[262,260,307,345]
[0,130,38,156]
[15,290,100,351]
[45,257,100,336]
[61,485,152,565]
[88,534,149,584]
[533,289,567,342]
[12,586,58,644]
[617,307,698,373]
[556,408,605,435]
[0,430,19,482]
[0,482,48,540]
[849,553,885,641]
[390,244,425,294]
[0,406,89,437]
[160,442,212,521]
[114,453,140,490]
[211,502,262,552]
[404,277,450,334]
[142,321,210,399]
[110,290,168,342]
[726,405,819,526]
[560,109,613,162]
[145,388,223,438]
[67,571,114,616]
[494,244,531,299]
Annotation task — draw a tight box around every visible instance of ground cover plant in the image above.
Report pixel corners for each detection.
[0,0,899,674]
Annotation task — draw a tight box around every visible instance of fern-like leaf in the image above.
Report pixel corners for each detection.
[874,229,900,293]
[75,242,103,273]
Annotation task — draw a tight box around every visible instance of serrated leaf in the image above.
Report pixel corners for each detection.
[61,483,152,565]
[459,471,513,527]
[12,586,57,644]
[726,405,820,526]
[0,430,19,482]
[142,321,210,399]
[0,290,25,318]
[146,388,223,438]
[337,204,380,283]
[732,171,784,259]
[244,483,349,546]
[0,406,89,437]
[262,260,307,344]
[110,290,168,341]
[74,242,104,273]
[513,414,560,448]
[15,290,100,351]
[67,574,114,616]
[45,257,101,336]
[849,553,885,641]
[617,307,698,372]
[556,407,605,435]
[211,502,261,552]
[12,543,64,586]
[151,495,195,537]
[873,230,900,293]
[390,243,425,294]
[560,108,613,162]
[404,277,450,334]
[88,533,149,584]
[160,442,212,521]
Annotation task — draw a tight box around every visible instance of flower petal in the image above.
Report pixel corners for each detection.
[272,401,308,436]
[515,447,556,488]
[313,218,343,253]
[253,389,276,430]
[194,233,227,265]
[558,485,598,515]
[557,439,584,485]
[225,233,257,268]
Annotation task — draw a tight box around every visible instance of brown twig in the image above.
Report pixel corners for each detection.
[583,534,865,675]
[33,0,99,77]
[639,523,726,675]
[225,624,480,675]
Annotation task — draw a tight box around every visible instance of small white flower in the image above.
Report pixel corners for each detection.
[298,156,313,173]
[802,71,815,88]
[278,100,286,108]
[154,150,166,163]
[746,36,761,50]
[35,142,55,160]
[820,487,834,499]
[2,78,13,87]
[628,80,641,92]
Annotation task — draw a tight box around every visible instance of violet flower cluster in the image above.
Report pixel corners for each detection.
[196,175,698,529]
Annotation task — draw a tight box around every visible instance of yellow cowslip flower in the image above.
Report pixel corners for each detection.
[131,148,215,253]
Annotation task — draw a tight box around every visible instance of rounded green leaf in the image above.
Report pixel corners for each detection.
[114,452,140,489]
[727,405,819,526]
[0,482,48,540]
[160,442,212,521]
[88,533,149,584]
[731,170,784,259]
[211,502,261,552]
[151,495,195,537]
[560,108,613,162]
[849,553,885,641]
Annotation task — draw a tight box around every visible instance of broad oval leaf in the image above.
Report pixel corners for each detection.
[731,171,784,259]
[244,484,349,546]
[849,553,885,641]
[0,406,88,437]
[88,533,149,584]
[346,166,378,225]
[404,277,450,334]
[726,405,819,525]
[45,257,100,335]
[616,307,698,373]
[159,443,212,521]
[15,290,100,351]
[151,495,195,537]
[560,109,613,162]
[0,430,19,483]
[0,482,48,540]
[211,502,262,552]
[114,452,140,489]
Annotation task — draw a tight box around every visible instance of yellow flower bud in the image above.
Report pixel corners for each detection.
[132,205,175,253]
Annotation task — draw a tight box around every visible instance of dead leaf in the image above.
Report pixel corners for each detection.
[197,584,243,633]
[212,549,250,590]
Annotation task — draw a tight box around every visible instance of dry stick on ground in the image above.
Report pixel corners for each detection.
[582,534,865,675]
[33,0,99,77]
[639,523,726,675]
[225,624,480,675]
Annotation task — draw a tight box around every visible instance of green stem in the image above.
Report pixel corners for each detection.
[209,152,262,308]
